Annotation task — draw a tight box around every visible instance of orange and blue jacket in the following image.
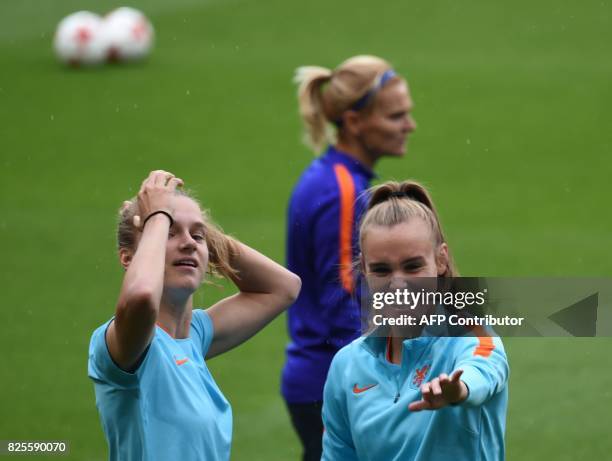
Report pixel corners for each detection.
[322,334,508,460]
[282,145,375,404]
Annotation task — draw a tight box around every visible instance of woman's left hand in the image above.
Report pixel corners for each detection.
[408,369,468,411]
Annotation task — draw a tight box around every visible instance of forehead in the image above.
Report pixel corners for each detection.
[362,220,433,262]
[170,195,204,226]
[374,80,412,113]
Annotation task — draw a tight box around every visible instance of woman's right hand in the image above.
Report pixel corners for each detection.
[133,170,184,229]
[109,170,184,372]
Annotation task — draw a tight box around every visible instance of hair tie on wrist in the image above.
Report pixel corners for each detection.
[143,210,174,228]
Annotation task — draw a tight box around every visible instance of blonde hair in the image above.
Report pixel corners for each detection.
[359,181,457,277]
[117,189,239,279]
[294,55,401,152]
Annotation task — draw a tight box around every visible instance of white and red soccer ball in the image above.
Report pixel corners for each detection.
[53,11,106,66]
[53,7,154,66]
[103,7,155,62]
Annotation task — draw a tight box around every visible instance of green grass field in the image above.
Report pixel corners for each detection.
[1,0,611,459]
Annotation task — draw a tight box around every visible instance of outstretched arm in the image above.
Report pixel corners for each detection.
[408,369,468,411]
[206,241,301,358]
[409,336,508,411]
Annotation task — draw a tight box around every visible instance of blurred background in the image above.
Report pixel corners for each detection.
[1,0,611,459]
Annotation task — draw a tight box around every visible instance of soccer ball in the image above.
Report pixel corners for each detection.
[102,7,154,62]
[53,11,106,66]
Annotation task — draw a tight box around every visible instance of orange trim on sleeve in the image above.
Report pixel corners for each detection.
[473,336,495,358]
[156,322,173,338]
[333,164,356,293]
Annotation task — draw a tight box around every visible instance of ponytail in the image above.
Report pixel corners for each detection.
[368,181,435,212]
[294,66,333,152]
[294,55,401,154]
[360,180,458,277]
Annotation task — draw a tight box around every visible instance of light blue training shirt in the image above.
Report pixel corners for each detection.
[322,334,508,461]
[88,309,232,461]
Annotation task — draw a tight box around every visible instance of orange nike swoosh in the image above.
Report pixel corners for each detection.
[353,383,378,394]
[175,358,188,366]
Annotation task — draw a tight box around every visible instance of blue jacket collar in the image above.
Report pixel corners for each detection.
[361,328,438,359]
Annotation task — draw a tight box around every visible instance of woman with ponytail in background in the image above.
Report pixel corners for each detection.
[321,181,508,461]
[281,56,417,460]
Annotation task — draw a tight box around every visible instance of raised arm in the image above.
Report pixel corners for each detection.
[106,170,183,371]
[206,240,301,358]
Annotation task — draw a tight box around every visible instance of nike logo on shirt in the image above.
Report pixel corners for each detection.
[353,383,378,394]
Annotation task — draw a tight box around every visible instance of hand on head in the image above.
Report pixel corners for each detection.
[129,170,184,229]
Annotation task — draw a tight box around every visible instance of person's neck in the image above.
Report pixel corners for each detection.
[389,336,403,365]
[157,292,193,339]
[334,140,377,171]
[388,325,425,364]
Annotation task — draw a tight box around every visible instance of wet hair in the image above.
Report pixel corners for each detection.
[359,181,458,277]
[294,55,403,152]
[117,189,239,279]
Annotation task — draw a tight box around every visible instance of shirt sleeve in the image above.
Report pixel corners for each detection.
[87,320,139,390]
[322,349,359,461]
[453,336,509,407]
[191,309,215,357]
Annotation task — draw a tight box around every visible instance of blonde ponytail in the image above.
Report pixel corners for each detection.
[294,55,401,154]
[294,66,333,152]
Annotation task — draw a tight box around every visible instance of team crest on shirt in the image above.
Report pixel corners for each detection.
[412,364,431,387]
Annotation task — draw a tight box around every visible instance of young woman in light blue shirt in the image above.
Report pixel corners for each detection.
[89,170,301,460]
[322,180,508,461]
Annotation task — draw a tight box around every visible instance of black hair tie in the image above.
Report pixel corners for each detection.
[389,191,411,199]
[143,210,174,228]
